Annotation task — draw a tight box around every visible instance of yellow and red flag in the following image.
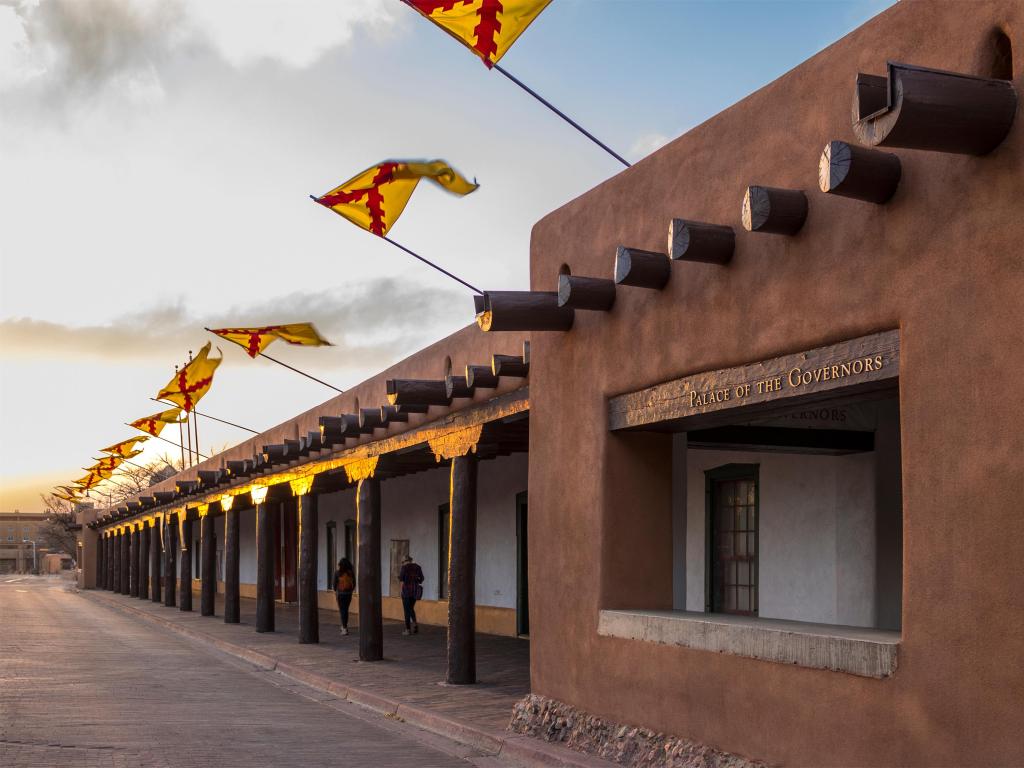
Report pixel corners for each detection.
[404,0,552,68]
[130,407,186,437]
[53,489,80,502]
[210,322,333,359]
[156,342,222,412]
[100,436,149,457]
[314,160,477,237]
[73,472,104,490]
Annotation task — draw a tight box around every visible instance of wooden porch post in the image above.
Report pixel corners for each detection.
[178,516,193,611]
[111,535,119,592]
[164,517,177,607]
[224,503,240,624]
[297,485,319,644]
[447,453,479,684]
[129,528,139,597]
[256,491,275,633]
[357,476,383,661]
[96,533,105,589]
[138,525,150,600]
[120,532,129,594]
[200,511,216,616]
[150,521,162,603]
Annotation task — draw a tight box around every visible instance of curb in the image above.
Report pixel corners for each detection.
[82,591,614,768]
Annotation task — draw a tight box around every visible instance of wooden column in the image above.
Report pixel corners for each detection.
[123,533,131,593]
[112,535,121,593]
[200,514,216,617]
[150,522,162,603]
[446,454,479,685]
[178,517,193,612]
[138,525,150,600]
[256,500,276,633]
[129,529,139,597]
[357,477,383,662]
[224,506,240,624]
[297,491,319,644]
[97,535,106,589]
[164,518,177,608]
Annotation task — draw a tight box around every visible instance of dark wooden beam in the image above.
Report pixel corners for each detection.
[129,529,140,597]
[380,405,409,424]
[614,246,670,289]
[164,518,177,608]
[386,379,453,407]
[200,515,216,616]
[139,527,150,599]
[226,460,252,478]
[445,374,474,399]
[742,186,808,235]
[150,522,161,603]
[492,354,529,379]
[819,141,901,203]
[668,219,734,264]
[224,507,240,623]
[175,481,198,496]
[197,470,221,487]
[178,517,192,612]
[396,403,429,414]
[256,501,275,632]
[357,477,383,661]
[97,535,105,590]
[853,62,1017,155]
[446,454,478,685]
[107,536,115,592]
[305,431,323,452]
[298,492,319,644]
[476,290,573,332]
[284,439,301,456]
[687,425,875,454]
[358,408,385,433]
[119,532,129,594]
[557,274,616,311]
[465,364,499,389]
[263,444,288,463]
[319,414,362,445]
[154,491,176,504]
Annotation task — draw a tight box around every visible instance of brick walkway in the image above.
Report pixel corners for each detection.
[87,588,531,734]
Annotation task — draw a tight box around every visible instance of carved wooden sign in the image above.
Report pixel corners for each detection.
[609,330,899,431]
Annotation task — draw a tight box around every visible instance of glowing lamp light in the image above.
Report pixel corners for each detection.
[289,477,315,497]
[250,486,269,505]
[219,495,234,512]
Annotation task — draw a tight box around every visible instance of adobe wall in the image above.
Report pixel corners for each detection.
[526,1,1024,765]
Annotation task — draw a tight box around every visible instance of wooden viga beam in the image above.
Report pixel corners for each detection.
[386,379,453,407]
[492,352,529,378]
[379,405,409,425]
[262,444,289,465]
[226,459,252,478]
[742,186,808,235]
[614,246,670,289]
[465,364,499,389]
[197,470,221,488]
[476,291,574,332]
[557,274,616,311]
[358,408,386,433]
[154,491,177,505]
[175,480,198,496]
[668,219,735,264]
[852,62,1016,155]
[319,414,361,446]
[819,141,901,204]
[445,373,474,400]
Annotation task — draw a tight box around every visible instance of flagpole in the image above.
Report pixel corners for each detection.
[491,64,631,169]
[177,418,186,469]
[203,328,344,394]
[382,235,483,295]
[152,396,260,435]
[123,424,210,460]
[193,408,201,466]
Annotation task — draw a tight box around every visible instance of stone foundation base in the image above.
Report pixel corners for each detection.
[508,694,766,768]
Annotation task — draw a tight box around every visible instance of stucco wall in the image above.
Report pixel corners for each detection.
[526,2,1024,764]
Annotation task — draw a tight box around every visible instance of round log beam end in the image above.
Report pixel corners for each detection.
[819,141,901,204]
[667,219,734,264]
[742,186,808,235]
[557,274,616,311]
[614,246,671,289]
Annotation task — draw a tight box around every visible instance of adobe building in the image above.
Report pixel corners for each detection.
[0,511,51,574]
[82,2,1022,765]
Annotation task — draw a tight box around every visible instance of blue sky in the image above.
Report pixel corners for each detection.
[0,0,895,510]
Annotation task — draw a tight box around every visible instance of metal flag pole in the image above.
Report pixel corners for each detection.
[492,63,631,169]
[203,328,344,394]
[186,352,198,468]
[123,424,210,461]
[383,236,483,295]
[152,397,259,435]
[177,416,186,469]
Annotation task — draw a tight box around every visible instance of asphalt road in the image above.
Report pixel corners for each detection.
[0,575,507,767]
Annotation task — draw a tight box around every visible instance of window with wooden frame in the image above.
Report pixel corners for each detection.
[705,464,759,616]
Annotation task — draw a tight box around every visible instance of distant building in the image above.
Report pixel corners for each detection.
[0,511,50,574]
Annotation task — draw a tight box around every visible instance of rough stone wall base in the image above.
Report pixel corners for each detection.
[508,694,766,768]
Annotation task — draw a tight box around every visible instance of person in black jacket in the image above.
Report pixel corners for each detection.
[333,558,355,635]
[398,555,424,635]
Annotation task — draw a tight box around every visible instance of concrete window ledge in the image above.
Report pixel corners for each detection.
[597,609,900,678]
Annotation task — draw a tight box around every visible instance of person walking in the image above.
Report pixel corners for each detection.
[399,554,424,635]
[334,557,355,635]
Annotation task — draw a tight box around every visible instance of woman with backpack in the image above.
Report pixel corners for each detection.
[398,554,424,635]
[334,557,355,635]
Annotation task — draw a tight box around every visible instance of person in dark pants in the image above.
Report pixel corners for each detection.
[333,558,355,635]
[398,555,424,635]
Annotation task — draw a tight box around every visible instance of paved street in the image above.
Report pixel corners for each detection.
[0,576,510,767]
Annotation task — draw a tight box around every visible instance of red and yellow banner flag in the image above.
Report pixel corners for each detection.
[210,322,333,359]
[156,342,222,412]
[314,160,477,237]
[130,407,185,437]
[73,472,104,490]
[405,0,552,68]
[100,436,149,457]
[53,489,80,502]
[54,485,83,501]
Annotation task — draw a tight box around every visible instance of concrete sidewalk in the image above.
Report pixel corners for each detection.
[83,589,609,768]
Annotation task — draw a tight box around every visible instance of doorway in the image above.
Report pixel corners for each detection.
[706,465,759,616]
